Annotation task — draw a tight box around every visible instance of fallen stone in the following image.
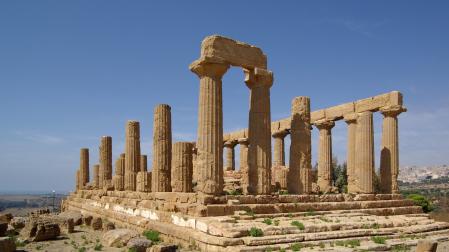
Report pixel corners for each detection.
[102,228,140,247]
[59,211,82,225]
[10,217,27,229]
[127,237,152,252]
[20,217,61,242]
[148,244,177,252]
[0,214,13,224]
[91,217,102,230]
[416,239,438,252]
[104,221,115,231]
[0,237,16,252]
[83,215,93,226]
[0,222,7,237]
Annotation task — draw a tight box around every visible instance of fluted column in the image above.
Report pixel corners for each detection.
[315,120,335,193]
[152,104,172,192]
[80,148,89,187]
[237,137,250,194]
[191,144,199,184]
[93,164,100,188]
[355,111,374,193]
[171,142,194,192]
[125,121,140,191]
[245,67,273,195]
[272,130,288,167]
[76,169,81,190]
[344,113,358,193]
[113,153,125,191]
[140,155,148,172]
[99,136,112,189]
[224,140,237,171]
[190,61,229,195]
[380,106,406,194]
[289,96,312,194]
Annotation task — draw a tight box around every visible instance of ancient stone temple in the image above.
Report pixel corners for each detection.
[63,35,449,251]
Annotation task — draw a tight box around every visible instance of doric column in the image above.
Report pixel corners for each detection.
[355,111,374,193]
[76,169,81,190]
[191,144,199,184]
[99,136,112,189]
[140,155,148,172]
[113,154,125,191]
[344,113,358,193]
[125,121,140,191]
[136,172,151,192]
[152,104,172,192]
[93,164,100,189]
[80,148,89,187]
[245,67,273,195]
[289,96,312,194]
[171,142,194,192]
[224,140,237,171]
[190,61,229,195]
[380,106,406,194]
[238,137,250,194]
[315,120,335,193]
[272,130,288,167]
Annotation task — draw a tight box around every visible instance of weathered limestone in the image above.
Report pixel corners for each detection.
[113,154,125,191]
[171,142,194,192]
[289,96,312,194]
[140,155,148,172]
[416,239,438,252]
[245,67,273,195]
[93,164,100,188]
[99,136,112,188]
[125,121,140,191]
[315,120,335,193]
[344,113,358,193]
[272,130,288,167]
[152,104,172,192]
[380,105,406,194]
[238,137,250,194]
[80,148,89,186]
[136,171,151,192]
[355,111,374,193]
[223,140,237,171]
[190,61,229,195]
[75,169,81,190]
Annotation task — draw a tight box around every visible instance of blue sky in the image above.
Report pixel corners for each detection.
[1,1,448,192]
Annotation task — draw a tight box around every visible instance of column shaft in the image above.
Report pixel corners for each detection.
[171,142,194,192]
[125,121,140,191]
[93,164,99,188]
[315,120,335,192]
[224,141,236,171]
[80,148,89,186]
[140,155,148,172]
[238,138,250,194]
[344,114,357,193]
[272,131,287,167]
[355,111,374,193]
[152,104,172,192]
[99,136,112,189]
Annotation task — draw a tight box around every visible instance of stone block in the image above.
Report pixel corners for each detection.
[325,102,354,120]
[311,109,325,123]
[0,237,16,252]
[416,239,438,252]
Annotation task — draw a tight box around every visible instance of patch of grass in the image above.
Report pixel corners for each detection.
[391,244,410,252]
[81,234,86,240]
[36,244,43,250]
[94,243,103,251]
[335,239,360,248]
[291,221,305,230]
[319,216,332,222]
[279,190,289,195]
[245,209,255,217]
[227,189,242,195]
[304,210,317,216]
[143,230,160,243]
[279,248,286,252]
[262,218,273,225]
[290,243,303,251]
[78,247,87,252]
[319,242,325,248]
[128,248,137,252]
[362,223,370,229]
[288,213,293,218]
[9,235,26,247]
[408,194,434,213]
[249,227,264,237]
[371,223,380,229]
[273,219,280,226]
[371,236,387,244]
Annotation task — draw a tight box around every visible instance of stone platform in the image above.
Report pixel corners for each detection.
[62,190,449,251]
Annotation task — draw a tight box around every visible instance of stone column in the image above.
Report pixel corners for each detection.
[315,120,335,193]
[99,136,112,189]
[80,148,89,186]
[289,96,312,194]
[355,111,374,193]
[238,137,250,194]
[224,140,237,171]
[344,113,358,193]
[171,142,194,192]
[380,106,406,194]
[140,155,148,172]
[191,144,199,184]
[76,169,81,190]
[190,61,229,195]
[136,172,151,192]
[245,67,273,195]
[272,130,288,167]
[125,121,140,191]
[113,154,125,191]
[152,104,172,192]
[93,164,100,188]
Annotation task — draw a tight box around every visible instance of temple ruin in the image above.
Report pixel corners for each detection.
[63,35,449,251]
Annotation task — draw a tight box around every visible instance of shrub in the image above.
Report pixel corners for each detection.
[273,219,280,226]
[262,218,273,225]
[143,230,160,243]
[304,210,317,216]
[291,221,305,230]
[94,243,103,250]
[371,236,387,244]
[290,243,303,251]
[245,209,255,217]
[408,194,434,213]
[249,227,263,237]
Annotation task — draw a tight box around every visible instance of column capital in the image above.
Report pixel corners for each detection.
[223,140,238,148]
[343,113,358,124]
[314,120,335,130]
[380,105,407,117]
[190,59,229,79]
[237,137,249,145]
[244,67,273,89]
[272,129,289,138]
